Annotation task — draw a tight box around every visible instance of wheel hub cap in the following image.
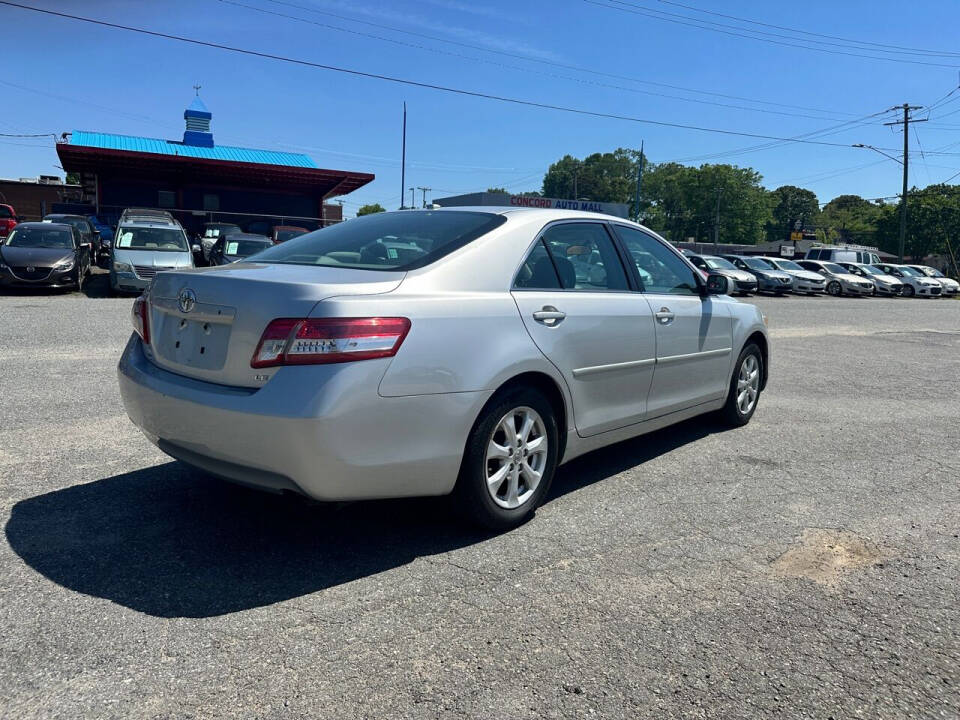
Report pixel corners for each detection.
[484,406,548,509]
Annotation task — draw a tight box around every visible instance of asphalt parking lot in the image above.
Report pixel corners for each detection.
[1,278,958,719]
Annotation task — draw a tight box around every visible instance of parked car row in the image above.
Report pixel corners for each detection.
[197,222,307,263]
[683,251,956,299]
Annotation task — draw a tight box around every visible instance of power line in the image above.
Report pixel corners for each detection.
[221,0,851,122]
[0,1,887,151]
[0,131,56,138]
[253,0,860,118]
[653,0,960,58]
[586,0,960,68]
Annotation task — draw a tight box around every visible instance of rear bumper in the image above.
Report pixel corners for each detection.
[117,335,488,501]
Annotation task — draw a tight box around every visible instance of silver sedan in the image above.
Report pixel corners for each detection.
[797,259,875,296]
[119,209,769,528]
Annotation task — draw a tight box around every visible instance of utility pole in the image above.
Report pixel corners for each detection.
[634,140,644,222]
[884,104,926,262]
[400,102,407,209]
[713,187,723,251]
[417,186,431,208]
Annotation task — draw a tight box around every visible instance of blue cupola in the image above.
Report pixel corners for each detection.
[183,96,214,148]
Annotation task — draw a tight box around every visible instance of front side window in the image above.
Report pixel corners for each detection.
[613,225,698,295]
[250,211,506,271]
[539,223,629,291]
[4,226,74,249]
[115,227,189,252]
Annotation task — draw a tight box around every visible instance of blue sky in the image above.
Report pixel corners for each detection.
[3,0,960,216]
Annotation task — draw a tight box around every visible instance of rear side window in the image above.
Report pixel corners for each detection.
[247,211,506,271]
[540,223,629,291]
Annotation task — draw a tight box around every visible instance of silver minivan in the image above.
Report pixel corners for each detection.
[110,212,197,294]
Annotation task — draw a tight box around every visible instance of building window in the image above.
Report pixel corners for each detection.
[158,190,176,208]
[203,193,220,211]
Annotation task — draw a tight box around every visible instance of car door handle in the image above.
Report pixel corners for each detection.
[655,307,675,325]
[533,306,566,325]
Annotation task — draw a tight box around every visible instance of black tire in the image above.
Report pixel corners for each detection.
[902,284,915,298]
[453,386,559,530]
[718,343,763,427]
[827,280,842,296]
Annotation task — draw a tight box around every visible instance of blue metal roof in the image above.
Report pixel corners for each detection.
[69,130,318,168]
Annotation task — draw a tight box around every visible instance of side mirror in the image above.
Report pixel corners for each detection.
[191,244,202,254]
[704,273,732,295]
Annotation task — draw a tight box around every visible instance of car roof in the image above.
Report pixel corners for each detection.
[43,213,86,220]
[228,232,271,240]
[15,221,73,231]
[119,219,182,229]
[411,206,639,224]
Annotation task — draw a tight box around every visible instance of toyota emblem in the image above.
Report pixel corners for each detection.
[178,287,197,313]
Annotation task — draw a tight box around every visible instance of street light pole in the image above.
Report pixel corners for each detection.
[713,187,723,252]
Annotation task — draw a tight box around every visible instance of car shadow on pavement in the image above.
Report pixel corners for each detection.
[5,418,721,618]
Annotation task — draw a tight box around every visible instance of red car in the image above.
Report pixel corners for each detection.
[0,204,17,238]
[271,225,308,244]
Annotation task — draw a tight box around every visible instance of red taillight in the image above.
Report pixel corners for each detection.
[251,317,411,368]
[132,295,150,345]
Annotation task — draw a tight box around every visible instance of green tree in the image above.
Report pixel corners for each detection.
[766,185,819,241]
[642,162,770,244]
[541,148,645,213]
[66,172,80,185]
[874,184,960,260]
[486,187,509,194]
[356,203,386,216]
[819,194,881,245]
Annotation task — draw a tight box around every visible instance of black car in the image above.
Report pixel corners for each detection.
[198,222,242,263]
[0,222,93,291]
[208,233,273,265]
[43,214,105,263]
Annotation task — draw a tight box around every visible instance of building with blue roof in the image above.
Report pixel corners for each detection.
[56,95,373,233]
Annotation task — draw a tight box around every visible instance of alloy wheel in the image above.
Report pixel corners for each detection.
[737,355,760,415]
[827,281,841,296]
[484,406,548,509]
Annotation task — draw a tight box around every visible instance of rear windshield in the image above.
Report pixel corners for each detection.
[225,239,272,257]
[203,224,240,239]
[247,211,506,271]
[47,217,87,233]
[116,226,188,252]
[4,226,73,249]
[0,206,15,219]
[276,229,306,243]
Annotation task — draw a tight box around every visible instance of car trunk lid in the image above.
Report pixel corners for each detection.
[145,262,404,387]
